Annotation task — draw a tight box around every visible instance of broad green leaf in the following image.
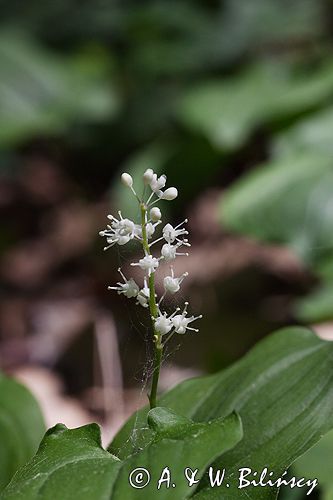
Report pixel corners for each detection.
[112,408,242,499]
[111,327,333,499]
[325,486,333,500]
[1,424,122,500]
[1,410,242,500]
[220,154,333,266]
[220,153,333,322]
[293,429,333,498]
[273,106,333,158]
[272,107,333,320]
[0,375,45,490]
[0,31,118,147]
[177,62,333,150]
[277,484,304,500]
[110,375,216,460]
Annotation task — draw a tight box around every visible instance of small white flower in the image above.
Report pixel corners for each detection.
[143,168,154,184]
[161,242,189,261]
[163,220,189,244]
[121,172,133,188]
[135,221,160,240]
[147,221,162,239]
[150,173,167,192]
[154,311,173,335]
[131,254,159,275]
[163,268,188,294]
[108,269,139,298]
[171,303,202,334]
[100,212,137,250]
[146,223,155,239]
[136,278,150,308]
[102,166,202,372]
[150,207,162,222]
[121,172,139,198]
[133,223,143,238]
[159,187,178,201]
[117,217,135,234]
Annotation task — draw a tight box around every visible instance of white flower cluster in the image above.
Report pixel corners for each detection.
[100,169,202,338]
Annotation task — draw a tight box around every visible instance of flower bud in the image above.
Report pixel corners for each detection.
[150,207,162,221]
[143,168,154,184]
[121,172,133,188]
[160,187,178,200]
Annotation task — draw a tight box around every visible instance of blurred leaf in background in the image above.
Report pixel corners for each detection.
[0,375,45,490]
[220,155,333,264]
[273,106,333,158]
[220,154,333,323]
[177,61,333,150]
[1,1,333,485]
[0,31,118,148]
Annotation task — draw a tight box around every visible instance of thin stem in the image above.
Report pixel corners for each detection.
[163,330,175,346]
[148,198,160,207]
[140,203,162,409]
[149,344,162,408]
[146,191,155,205]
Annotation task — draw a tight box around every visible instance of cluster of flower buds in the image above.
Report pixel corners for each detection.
[100,169,202,339]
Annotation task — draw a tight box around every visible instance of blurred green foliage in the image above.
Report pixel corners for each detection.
[0,375,45,490]
[1,4,333,497]
[1,0,333,318]
[0,0,328,151]
[220,154,333,323]
[178,62,333,150]
[0,31,117,147]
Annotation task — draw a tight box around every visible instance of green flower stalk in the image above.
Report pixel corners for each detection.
[99,169,202,408]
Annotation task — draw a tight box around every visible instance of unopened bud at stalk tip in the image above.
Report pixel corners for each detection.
[121,172,133,188]
[143,168,154,184]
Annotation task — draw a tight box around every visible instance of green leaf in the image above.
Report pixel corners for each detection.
[272,105,333,319]
[220,152,333,322]
[0,375,45,490]
[293,429,333,498]
[112,409,242,500]
[110,327,333,499]
[325,486,333,500]
[273,106,333,158]
[277,482,304,500]
[1,410,242,499]
[4,328,333,499]
[1,424,122,500]
[220,154,333,266]
[177,62,333,150]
